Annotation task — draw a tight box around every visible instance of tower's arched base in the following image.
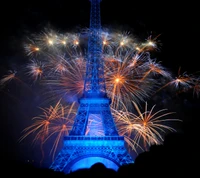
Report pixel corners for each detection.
[69,157,119,172]
[49,136,134,174]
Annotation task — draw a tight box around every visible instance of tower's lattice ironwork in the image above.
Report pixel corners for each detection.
[50,0,134,173]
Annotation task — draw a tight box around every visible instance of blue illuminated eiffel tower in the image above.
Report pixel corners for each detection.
[49,0,133,173]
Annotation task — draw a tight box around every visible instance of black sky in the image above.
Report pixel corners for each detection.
[1,0,199,168]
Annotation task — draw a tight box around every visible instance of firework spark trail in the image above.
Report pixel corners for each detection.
[112,101,182,152]
[26,59,45,82]
[104,57,154,109]
[0,69,36,97]
[141,59,172,80]
[0,70,17,86]
[154,67,199,96]
[19,100,76,159]
[40,56,86,105]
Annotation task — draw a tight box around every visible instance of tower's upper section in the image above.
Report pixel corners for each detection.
[89,0,102,31]
[83,0,107,98]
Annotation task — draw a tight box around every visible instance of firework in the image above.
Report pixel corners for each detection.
[1,27,197,164]
[155,67,200,96]
[0,70,17,87]
[19,100,77,160]
[112,101,181,153]
[20,29,172,107]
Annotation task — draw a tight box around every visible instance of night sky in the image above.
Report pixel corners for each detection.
[1,0,199,168]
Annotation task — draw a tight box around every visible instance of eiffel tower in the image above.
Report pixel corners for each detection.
[49,0,134,173]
